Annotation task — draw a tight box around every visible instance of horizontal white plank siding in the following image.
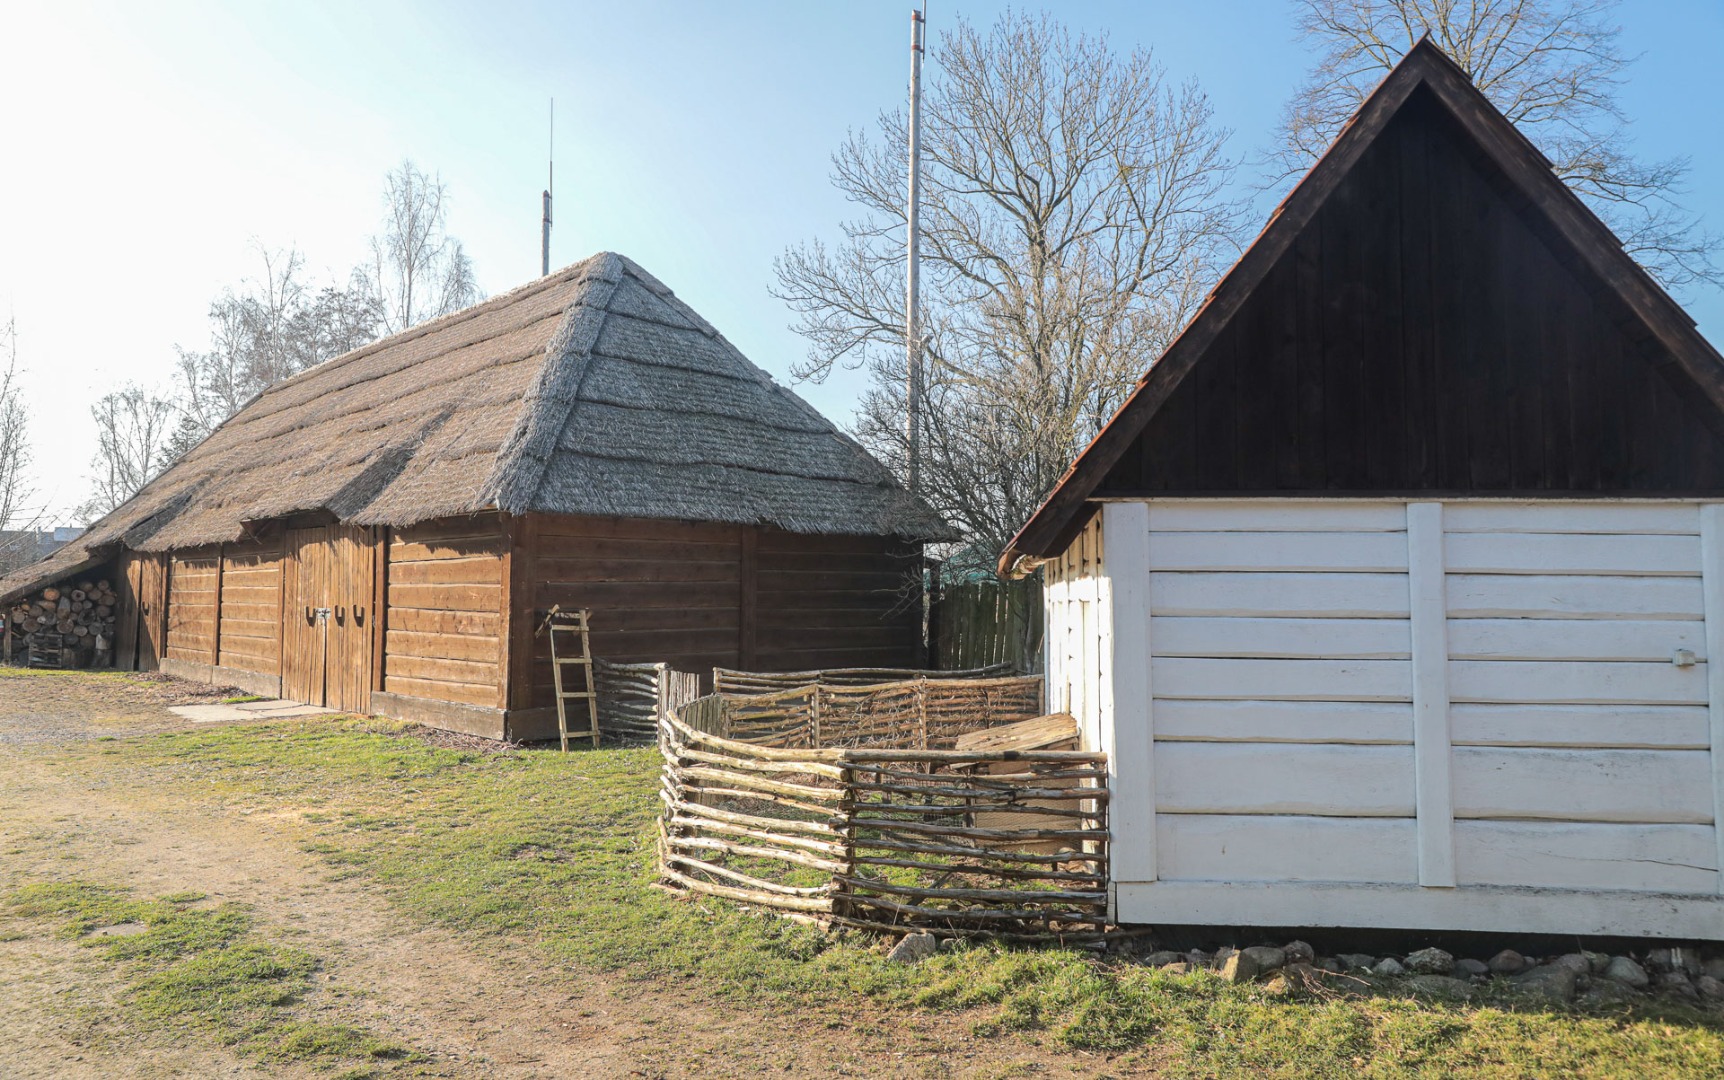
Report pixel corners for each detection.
[1157,743,1413,816]
[1449,660,1707,705]
[1451,747,1714,824]
[1157,815,1417,884]
[1455,821,1718,893]
[1445,574,1702,619]
[1150,572,1409,618]
[1075,498,1724,934]
[1447,618,1705,661]
[1156,700,1411,744]
[1152,658,1410,702]
[1144,501,1407,532]
[1443,502,1699,534]
[1152,617,1410,659]
[1450,704,1711,749]
[1445,532,1701,575]
[1148,531,1407,572]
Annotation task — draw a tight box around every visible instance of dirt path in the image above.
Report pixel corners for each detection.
[0,672,1120,1079]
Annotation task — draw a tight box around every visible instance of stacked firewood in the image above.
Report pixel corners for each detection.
[4,580,120,667]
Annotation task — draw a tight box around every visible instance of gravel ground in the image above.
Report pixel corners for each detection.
[0,667,244,746]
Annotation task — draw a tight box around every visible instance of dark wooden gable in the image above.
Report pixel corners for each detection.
[1002,41,1724,573]
[1097,87,1724,497]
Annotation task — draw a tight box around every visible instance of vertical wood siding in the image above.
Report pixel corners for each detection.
[383,516,506,708]
[1096,89,1724,498]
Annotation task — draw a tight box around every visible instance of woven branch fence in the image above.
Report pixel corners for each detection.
[593,660,703,743]
[657,677,1114,943]
[698,676,1044,750]
[712,663,1016,696]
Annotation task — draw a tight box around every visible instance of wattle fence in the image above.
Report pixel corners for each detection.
[657,676,1116,943]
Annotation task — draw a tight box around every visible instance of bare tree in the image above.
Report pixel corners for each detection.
[170,245,382,458]
[775,12,1240,574]
[0,318,42,573]
[359,160,482,333]
[78,384,177,522]
[1274,0,1720,290]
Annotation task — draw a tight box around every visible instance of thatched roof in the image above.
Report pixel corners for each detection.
[3,252,951,603]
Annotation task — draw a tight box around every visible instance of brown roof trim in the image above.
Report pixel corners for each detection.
[999,39,1724,575]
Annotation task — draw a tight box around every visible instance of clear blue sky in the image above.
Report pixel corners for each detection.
[3,1,1720,522]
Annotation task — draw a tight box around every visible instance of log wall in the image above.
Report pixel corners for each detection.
[164,546,221,665]
[384,516,507,708]
[217,536,283,676]
[515,515,923,709]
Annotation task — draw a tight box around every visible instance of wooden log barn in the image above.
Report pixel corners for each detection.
[1002,42,1724,940]
[0,252,951,740]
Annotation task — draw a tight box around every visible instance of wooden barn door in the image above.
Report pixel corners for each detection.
[122,553,168,673]
[283,526,376,711]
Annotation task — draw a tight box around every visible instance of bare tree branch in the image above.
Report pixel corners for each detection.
[775,12,1242,575]
[1271,0,1721,291]
[359,160,484,333]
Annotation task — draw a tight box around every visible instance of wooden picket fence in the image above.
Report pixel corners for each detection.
[931,576,1043,674]
[657,700,1112,943]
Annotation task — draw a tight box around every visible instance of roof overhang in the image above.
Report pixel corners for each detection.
[998,38,1724,576]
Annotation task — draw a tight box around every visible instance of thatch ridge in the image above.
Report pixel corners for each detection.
[1,252,950,603]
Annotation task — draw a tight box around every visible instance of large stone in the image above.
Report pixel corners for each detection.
[1702,957,1724,982]
[1551,953,1592,976]
[1144,951,1184,968]
[1695,975,1724,1002]
[1338,953,1377,972]
[1454,958,1490,979]
[1487,949,1528,975]
[1659,971,1699,1000]
[1284,940,1316,966]
[887,932,938,964]
[1372,957,1406,977]
[1583,951,1611,974]
[1406,974,1473,1000]
[1602,956,1650,990]
[1404,947,1455,975]
[1187,949,1212,967]
[1219,949,1262,984]
[1242,946,1287,972]
[1583,980,1643,1006]
[1513,965,1578,1003]
[1159,961,1193,975]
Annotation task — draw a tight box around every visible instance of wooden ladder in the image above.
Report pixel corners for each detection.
[543,607,599,751]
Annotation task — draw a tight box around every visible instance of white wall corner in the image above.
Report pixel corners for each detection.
[1698,504,1724,896]
[1101,501,1155,884]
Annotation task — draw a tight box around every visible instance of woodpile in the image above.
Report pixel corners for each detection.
[4,579,120,668]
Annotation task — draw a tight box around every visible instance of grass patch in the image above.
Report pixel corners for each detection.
[77,719,1724,1076]
[219,695,269,705]
[3,880,416,1072]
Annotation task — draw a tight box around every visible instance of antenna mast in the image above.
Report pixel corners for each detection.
[906,3,926,496]
[542,99,554,277]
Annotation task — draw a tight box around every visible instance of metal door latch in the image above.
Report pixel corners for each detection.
[1673,648,1698,667]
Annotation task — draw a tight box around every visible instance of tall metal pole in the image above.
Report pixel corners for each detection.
[906,4,925,496]
[542,99,554,277]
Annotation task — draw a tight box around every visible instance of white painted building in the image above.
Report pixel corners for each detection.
[1003,45,1724,940]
